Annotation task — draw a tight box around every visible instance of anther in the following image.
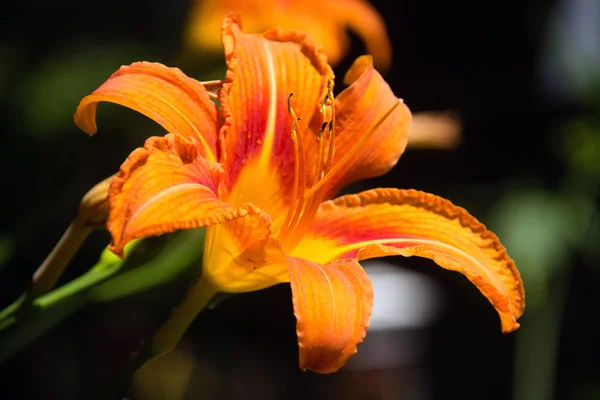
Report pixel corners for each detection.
[319,80,334,113]
[288,93,302,126]
[317,121,328,140]
[288,93,294,116]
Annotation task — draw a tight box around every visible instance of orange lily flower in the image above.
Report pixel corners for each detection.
[74,15,524,373]
[184,0,391,70]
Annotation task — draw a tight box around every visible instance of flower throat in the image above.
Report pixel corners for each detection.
[278,80,401,253]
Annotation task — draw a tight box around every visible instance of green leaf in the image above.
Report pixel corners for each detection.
[90,228,205,302]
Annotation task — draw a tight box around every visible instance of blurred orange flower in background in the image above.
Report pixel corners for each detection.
[184,0,392,71]
[184,1,462,150]
[75,14,523,374]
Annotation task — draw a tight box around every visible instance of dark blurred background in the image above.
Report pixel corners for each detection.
[1,0,599,399]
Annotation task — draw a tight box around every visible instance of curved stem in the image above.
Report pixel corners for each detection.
[31,217,92,295]
[110,276,217,398]
[0,250,125,362]
[151,277,218,357]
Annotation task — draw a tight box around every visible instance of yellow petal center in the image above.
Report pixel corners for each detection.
[206,82,402,292]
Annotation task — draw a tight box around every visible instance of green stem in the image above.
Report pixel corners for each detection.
[35,258,123,309]
[0,249,125,362]
[151,276,218,356]
[0,291,89,363]
[0,228,206,364]
[0,292,31,327]
[105,276,217,400]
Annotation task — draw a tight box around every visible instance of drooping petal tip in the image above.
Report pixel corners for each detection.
[74,61,220,161]
[288,257,373,373]
[292,188,524,334]
[324,56,411,198]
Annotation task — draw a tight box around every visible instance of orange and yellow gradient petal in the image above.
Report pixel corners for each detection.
[321,56,412,199]
[203,215,290,292]
[74,62,220,162]
[108,132,290,292]
[108,134,234,256]
[219,14,333,220]
[291,188,525,333]
[184,0,391,70]
[288,256,373,373]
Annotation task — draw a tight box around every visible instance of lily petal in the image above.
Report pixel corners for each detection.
[75,62,220,162]
[184,1,390,70]
[220,14,333,215]
[292,188,524,333]
[109,133,237,256]
[203,218,289,292]
[288,256,373,373]
[323,56,412,198]
[334,0,392,71]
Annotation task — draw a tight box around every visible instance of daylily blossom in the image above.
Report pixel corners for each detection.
[184,0,392,70]
[74,15,524,373]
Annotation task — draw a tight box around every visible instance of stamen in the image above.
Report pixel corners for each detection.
[282,101,400,252]
[311,122,328,185]
[199,79,225,100]
[313,82,336,184]
[324,120,335,175]
[281,81,335,250]
[305,100,401,199]
[319,80,334,113]
[283,182,326,251]
[317,121,328,140]
[323,81,336,175]
[279,94,306,240]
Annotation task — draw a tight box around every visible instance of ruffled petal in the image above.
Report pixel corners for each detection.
[75,62,220,162]
[322,56,412,198]
[291,188,524,333]
[288,256,373,373]
[108,134,235,256]
[219,14,334,217]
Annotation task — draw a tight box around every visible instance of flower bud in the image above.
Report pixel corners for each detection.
[78,175,113,228]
